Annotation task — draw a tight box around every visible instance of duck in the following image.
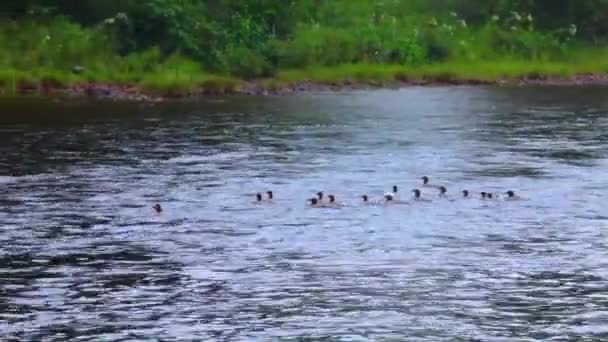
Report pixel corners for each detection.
[362,195,369,203]
[327,194,343,207]
[504,190,522,200]
[412,188,430,201]
[316,191,325,203]
[256,191,273,203]
[309,198,322,207]
[384,185,398,200]
[438,186,447,197]
[487,192,499,200]
[480,191,488,199]
[420,176,442,188]
[462,190,470,198]
[153,203,162,214]
[384,194,395,202]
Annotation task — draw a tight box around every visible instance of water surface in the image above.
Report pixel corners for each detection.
[1,87,608,341]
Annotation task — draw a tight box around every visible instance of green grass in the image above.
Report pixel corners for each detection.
[3,17,608,97]
[275,52,608,87]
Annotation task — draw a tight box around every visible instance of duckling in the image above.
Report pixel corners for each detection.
[504,190,522,200]
[266,191,274,201]
[256,193,263,202]
[153,203,162,214]
[480,191,487,199]
[384,194,395,202]
[462,190,470,198]
[362,195,369,203]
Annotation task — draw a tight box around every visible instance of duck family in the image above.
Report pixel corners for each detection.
[152,176,524,213]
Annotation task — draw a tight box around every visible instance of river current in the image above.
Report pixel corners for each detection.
[1,86,608,341]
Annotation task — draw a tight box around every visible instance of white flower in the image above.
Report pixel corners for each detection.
[569,24,577,36]
[527,14,533,22]
[116,12,128,21]
[450,12,458,18]
[491,15,500,22]
[511,11,522,21]
[460,19,467,28]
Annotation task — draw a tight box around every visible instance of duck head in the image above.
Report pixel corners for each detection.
[362,195,368,202]
[317,191,324,200]
[412,189,421,198]
[266,191,273,200]
[153,204,162,213]
[384,194,394,201]
[506,190,515,198]
[439,186,447,195]
[328,195,335,203]
[309,198,318,206]
[481,191,487,199]
[392,185,398,193]
[421,176,429,185]
[256,193,263,202]
[462,190,469,197]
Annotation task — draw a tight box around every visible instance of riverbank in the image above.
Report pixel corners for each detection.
[3,62,608,101]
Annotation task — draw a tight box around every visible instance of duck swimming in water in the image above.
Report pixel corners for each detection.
[462,190,470,198]
[309,198,322,207]
[256,191,273,203]
[327,194,343,207]
[384,185,398,200]
[438,186,447,197]
[421,176,443,189]
[153,204,162,214]
[480,191,487,199]
[412,189,422,199]
[504,190,521,200]
[412,188,432,201]
[362,195,369,203]
[316,191,325,202]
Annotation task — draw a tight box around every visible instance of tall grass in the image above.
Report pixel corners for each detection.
[1,14,608,97]
[0,18,239,95]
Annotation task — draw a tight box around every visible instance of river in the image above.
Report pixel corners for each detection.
[1,86,608,341]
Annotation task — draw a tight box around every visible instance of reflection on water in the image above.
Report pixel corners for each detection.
[1,86,608,340]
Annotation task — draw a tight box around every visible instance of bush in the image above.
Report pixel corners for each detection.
[224,46,274,79]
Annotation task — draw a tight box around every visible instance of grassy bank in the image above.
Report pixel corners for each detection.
[2,16,608,98]
[3,56,608,98]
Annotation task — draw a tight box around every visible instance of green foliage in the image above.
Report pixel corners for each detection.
[2,0,608,93]
[223,46,273,79]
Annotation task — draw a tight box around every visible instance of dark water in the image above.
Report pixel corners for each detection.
[1,87,608,341]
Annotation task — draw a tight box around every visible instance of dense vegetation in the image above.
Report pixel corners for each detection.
[2,0,608,95]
